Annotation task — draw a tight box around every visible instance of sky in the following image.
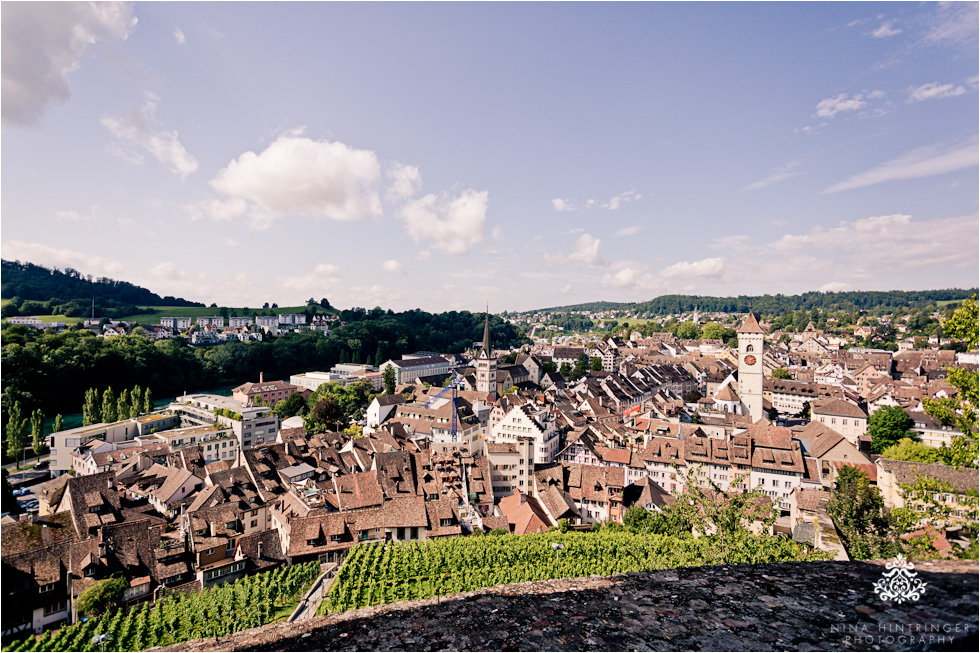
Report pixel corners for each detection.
[1,1,978,313]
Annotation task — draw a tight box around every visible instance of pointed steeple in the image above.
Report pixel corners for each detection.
[479,306,492,359]
[738,311,765,334]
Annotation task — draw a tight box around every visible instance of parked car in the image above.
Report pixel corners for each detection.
[12,488,30,497]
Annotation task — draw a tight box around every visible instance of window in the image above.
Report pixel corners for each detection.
[440,518,454,527]
[43,601,68,616]
[39,583,57,594]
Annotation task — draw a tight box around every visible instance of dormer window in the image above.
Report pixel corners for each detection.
[39,583,57,593]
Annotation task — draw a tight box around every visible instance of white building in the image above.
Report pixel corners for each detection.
[229,316,253,328]
[168,394,279,452]
[278,314,307,325]
[160,316,193,330]
[487,402,559,465]
[197,316,225,328]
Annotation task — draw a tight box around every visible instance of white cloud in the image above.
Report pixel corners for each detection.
[548,233,607,268]
[386,162,421,200]
[149,261,186,281]
[658,257,726,281]
[923,2,979,47]
[823,136,979,193]
[54,207,100,225]
[614,225,643,237]
[552,198,575,212]
[906,82,967,103]
[399,189,488,255]
[102,94,199,179]
[280,263,342,294]
[741,160,803,191]
[173,27,186,45]
[569,233,606,267]
[1,240,125,276]
[709,234,750,250]
[872,21,901,38]
[382,259,405,274]
[1,1,136,126]
[222,238,241,248]
[814,93,869,118]
[209,134,382,228]
[603,189,642,210]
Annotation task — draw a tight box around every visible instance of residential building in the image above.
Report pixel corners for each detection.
[380,356,453,385]
[197,316,225,328]
[278,314,307,325]
[159,316,192,330]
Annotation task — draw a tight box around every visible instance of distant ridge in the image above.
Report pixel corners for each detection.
[1,259,205,308]
[533,289,977,315]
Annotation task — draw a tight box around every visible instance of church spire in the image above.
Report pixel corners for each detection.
[480,306,492,359]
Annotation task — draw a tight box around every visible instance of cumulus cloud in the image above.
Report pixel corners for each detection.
[386,162,421,200]
[149,261,186,281]
[1,240,125,276]
[280,263,342,294]
[547,233,607,268]
[552,198,575,212]
[823,136,979,193]
[173,27,185,45]
[1,1,136,126]
[381,259,405,274]
[872,21,901,38]
[906,82,967,103]
[102,94,199,178]
[814,93,872,118]
[209,134,382,228]
[710,234,750,250]
[399,189,488,255]
[741,159,803,191]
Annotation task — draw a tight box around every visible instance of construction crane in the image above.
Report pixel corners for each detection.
[425,370,461,441]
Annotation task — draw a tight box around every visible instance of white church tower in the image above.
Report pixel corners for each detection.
[475,310,497,400]
[737,311,765,422]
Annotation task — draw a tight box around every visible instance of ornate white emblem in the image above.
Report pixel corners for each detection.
[872,555,927,604]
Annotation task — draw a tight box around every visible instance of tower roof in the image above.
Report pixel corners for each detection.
[738,312,765,334]
[479,310,492,359]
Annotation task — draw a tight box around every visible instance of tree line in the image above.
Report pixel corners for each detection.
[1,260,204,309]
[1,309,527,443]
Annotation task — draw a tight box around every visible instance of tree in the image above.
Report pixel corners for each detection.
[771,368,791,380]
[868,406,915,454]
[82,387,101,426]
[559,362,572,378]
[826,465,899,560]
[880,438,942,464]
[304,394,346,434]
[675,321,701,340]
[30,409,45,455]
[53,414,63,434]
[319,298,332,310]
[590,357,603,371]
[383,365,396,395]
[796,401,811,421]
[130,385,143,418]
[117,389,130,422]
[924,296,978,469]
[143,387,154,415]
[101,387,117,423]
[542,361,558,374]
[75,576,128,617]
[684,390,703,403]
[6,401,28,461]
[272,392,307,420]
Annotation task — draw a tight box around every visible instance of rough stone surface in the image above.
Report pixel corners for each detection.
[156,560,978,652]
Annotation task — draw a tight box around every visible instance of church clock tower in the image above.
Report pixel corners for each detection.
[476,310,498,399]
[737,311,765,422]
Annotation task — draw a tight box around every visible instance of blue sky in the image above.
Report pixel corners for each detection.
[2,2,977,312]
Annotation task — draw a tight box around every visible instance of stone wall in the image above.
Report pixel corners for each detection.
[157,559,978,652]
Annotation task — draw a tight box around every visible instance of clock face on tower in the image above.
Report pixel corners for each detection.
[744,355,757,366]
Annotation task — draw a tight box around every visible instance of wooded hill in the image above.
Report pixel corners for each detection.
[536,289,977,316]
[1,260,204,318]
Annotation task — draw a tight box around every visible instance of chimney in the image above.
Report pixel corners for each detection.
[260,372,264,383]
